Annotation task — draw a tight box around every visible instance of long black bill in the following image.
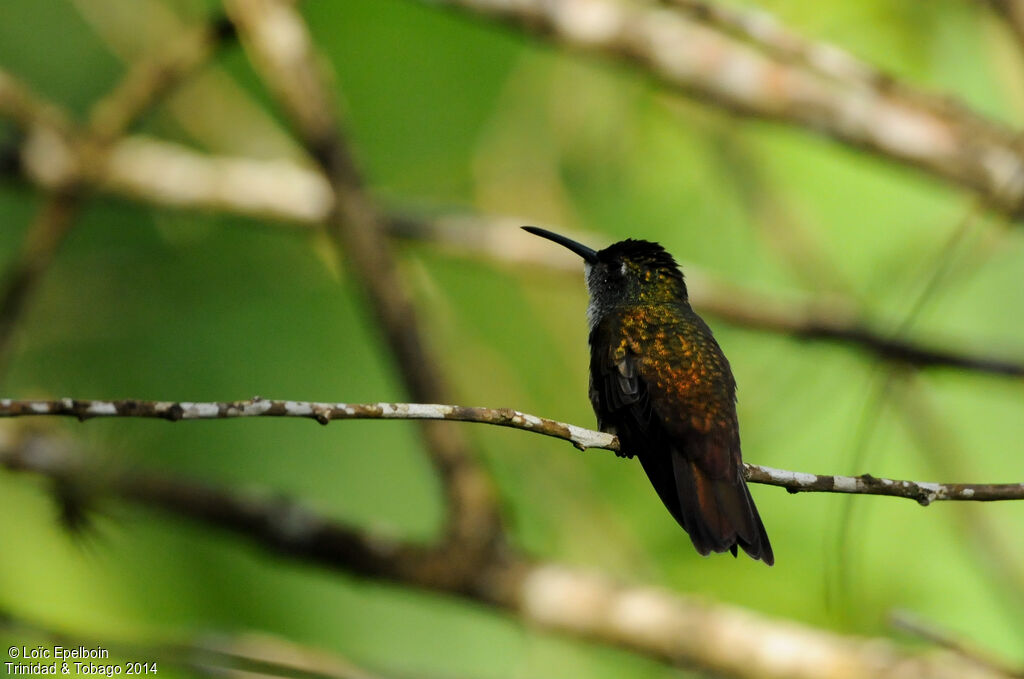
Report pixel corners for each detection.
[522,226,599,263]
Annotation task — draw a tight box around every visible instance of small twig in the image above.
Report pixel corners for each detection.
[0,433,1011,679]
[3,397,1021,503]
[891,610,1024,678]
[0,193,80,372]
[0,68,75,136]
[0,70,85,374]
[87,16,232,143]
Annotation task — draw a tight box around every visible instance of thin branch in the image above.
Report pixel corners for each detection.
[985,0,1024,57]
[183,633,398,679]
[661,0,893,89]
[894,374,1024,623]
[0,68,75,136]
[0,66,80,188]
[0,192,80,372]
[224,0,503,553]
[742,464,1024,504]
[1,21,233,186]
[0,433,1011,679]
[0,70,85,373]
[891,610,1024,678]
[3,397,1021,504]
[86,16,232,144]
[97,136,333,223]
[5,126,1024,380]
[417,0,1024,217]
[0,20,232,376]
[373,217,1024,379]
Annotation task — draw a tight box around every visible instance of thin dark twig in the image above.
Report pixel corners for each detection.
[891,609,1024,678]
[224,0,503,553]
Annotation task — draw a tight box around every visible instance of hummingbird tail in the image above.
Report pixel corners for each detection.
[676,458,774,566]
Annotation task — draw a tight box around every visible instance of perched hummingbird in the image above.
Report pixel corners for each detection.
[524,226,773,565]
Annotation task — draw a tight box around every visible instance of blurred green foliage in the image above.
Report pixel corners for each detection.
[1,0,1023,677]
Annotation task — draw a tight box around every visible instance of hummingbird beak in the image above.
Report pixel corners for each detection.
[522,226,599,264]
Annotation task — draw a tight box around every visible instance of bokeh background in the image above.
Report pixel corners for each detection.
[1,0,1023,677]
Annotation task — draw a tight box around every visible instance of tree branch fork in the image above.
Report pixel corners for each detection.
[3,397,1021,505]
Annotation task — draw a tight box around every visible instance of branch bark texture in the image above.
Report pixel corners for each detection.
[3,397,1021,504]
[421,0,1024,216]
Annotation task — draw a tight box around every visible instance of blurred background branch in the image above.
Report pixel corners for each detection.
[2,117,1022,380]
[223,0,505,562]
[0,428,1013,679]
[985,0,1024,55]
[891,610,1024,679]
[0,15,233,373]
[419,0,1024,216]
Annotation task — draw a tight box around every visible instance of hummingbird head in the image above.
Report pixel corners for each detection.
[522,226,688,326]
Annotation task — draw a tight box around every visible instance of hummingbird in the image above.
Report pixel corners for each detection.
[523,226,773,565]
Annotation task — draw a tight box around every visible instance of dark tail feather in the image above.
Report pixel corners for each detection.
[738,478,773,565]
[672,453,774,565]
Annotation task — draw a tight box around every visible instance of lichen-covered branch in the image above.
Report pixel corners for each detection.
[3,397,1021,504]
[0,433,1009,679]
[742,465,1023,505]
[418,0,1024,216]
[223,0,503,553]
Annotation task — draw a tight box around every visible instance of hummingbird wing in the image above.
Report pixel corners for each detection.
[589,309,773,564]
